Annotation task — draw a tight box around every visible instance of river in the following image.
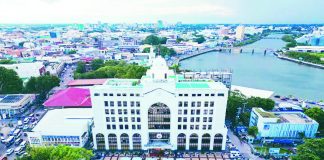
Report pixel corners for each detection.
[180,34,324,101]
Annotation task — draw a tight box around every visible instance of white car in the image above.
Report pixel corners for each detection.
[6,148,14,155]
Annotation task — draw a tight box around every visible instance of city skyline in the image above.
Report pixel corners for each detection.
[0,0,324,24]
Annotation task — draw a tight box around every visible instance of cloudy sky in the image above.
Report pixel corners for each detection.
[0,0,323,24]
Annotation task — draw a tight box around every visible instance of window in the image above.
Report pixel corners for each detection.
[178,101,183,107]
[137,125,141,129]
[124,117,128,122]
[208,125,212,129]
[183,117,187,122]
[136,93,140,97]
[197,102,201,107]
[117,93,121,96]
[137,118,141,122]
[197,94,202,97]
[211,93,215,96]
[192,94,196,97]
[111,117,115,122]
[209,109,213,115]
[112,125,116,129]
[125,125,129,129]
[203,117,207,122]
[136,101,140,107]
[131,117,135,122]
[184,94,188,97]
[104,93,108,96]
[205,94,209,96]
[183,125,187,129]
[119,117,123,122]
[94,93,100,96]
[106,117,110,122]
[184,109,188,115]
[110,101,114,107]
[179,94,183,97]
[123,101,127,107]
[195,125,199,130]
[131,109,135,115]
[111,109,115,115]
[203,125,207,130]
[204,102,209,107]
[218,93,225,97]
[178,109,182,115]
[132,125,136,129]
[122,93,127,96]
[105,109,109,114]
[196,109,200,115]
[123,109,127,114]
[196,117,200,122]
[210,101,214,107]
[136,109,140,115]
[208,117,213,122]
[130,93,134,96]
[190,117,194,122]
[178,125,181,129]
[107,125,111,129]
[178,117,182,122]
[109,93,113,96]
[191,110,195,115]
[131,101,135,107]
[191,102,196,107]
[204,109,208,115]
[184,101,188,107]
[118,101,122,107]
[118,109,122,114]
[190,125,194,129]
[120,125,123,129]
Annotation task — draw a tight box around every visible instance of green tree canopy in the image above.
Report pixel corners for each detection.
[155,45,176,58]
[248,126,258,137]
[159,37,167,44]
[76,61,86,73]
[67,50,77,54]
[142,47,151,53]
[0,59,15,64]
[143,35,161,45]
[19,145,93,160]
[176,37,184,43]
[0,67,23,94]
[247,97,275,111]
[292,138,324,160]
[305,107,324,133]
[223,36,230,40]
[194,35,206,44]
[91,59,104,70]
[24,75,60,101]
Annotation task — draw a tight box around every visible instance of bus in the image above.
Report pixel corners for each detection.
[5,136,15,147]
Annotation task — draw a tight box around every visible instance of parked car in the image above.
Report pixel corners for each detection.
[15,138,23,146]
[5,148,14,155]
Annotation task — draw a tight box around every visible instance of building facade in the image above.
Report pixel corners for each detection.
[91,56,229,151]
[0,94,35,119]
[249,108,319,139]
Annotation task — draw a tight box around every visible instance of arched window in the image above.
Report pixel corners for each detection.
[96,133,105,150]
[108,134,117,150]
[177,133,186,150]
[133,133,141,150]
[148,103,170,129]
[201,133,211,151]
[189,134,198,150]
[120,133,130,150]
[213,134,223,151]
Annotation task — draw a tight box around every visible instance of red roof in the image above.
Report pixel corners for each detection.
[43,88,91,107]
[67,79,107,87]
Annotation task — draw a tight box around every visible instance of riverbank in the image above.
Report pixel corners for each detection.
[274,52,324,69]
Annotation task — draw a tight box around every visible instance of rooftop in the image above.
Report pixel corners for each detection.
[67,79,107,87]
[255,108,276,118]
[278,113,315,124]
[43,88,91,107]
[32,108,93,135]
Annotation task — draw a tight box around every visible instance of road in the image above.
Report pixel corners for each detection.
[227,130,263,160]
[52,64,75,92]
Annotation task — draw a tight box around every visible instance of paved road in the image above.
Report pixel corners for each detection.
[227,130,262,160]
[52,64,75,92]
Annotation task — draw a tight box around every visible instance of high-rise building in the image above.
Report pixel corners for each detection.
[91,56,229,151]
[235,25,245,41]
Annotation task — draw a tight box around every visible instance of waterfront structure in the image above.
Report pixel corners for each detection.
[249,108,318,139]
[182,71,232,89]
[289,46,324,53]
[27,108,93,147]
[91,56,228,151]
[0,94,35,118]
[235,25,245,41]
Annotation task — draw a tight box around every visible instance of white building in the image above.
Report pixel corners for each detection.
[289,46,324,53]
[0,94,35,118]
[91,56,228,151]
[27,108,93,147]
[235,26,245,41]
[0,62,45,79]
[249,108,318,139]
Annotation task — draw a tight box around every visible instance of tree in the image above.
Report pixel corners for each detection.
[67,50,77,54]
[143,35,161,45]
[159,37,167,44]
[76,61,86,73]
[155,45,176,58]
[24,75,60,101]
[226,91,247,126]
[18,145,93,160]
[247,97,275,111]
[248,126,258,137]
[169,64,181,73]
[0,59,15,64]
[91,59,104,70]
[0,67,23,94]
[142,47,151,53]
[223,36,229,40]
[176,37,184,43]
[194,35,206,44]
[292,138,324,160]
[305,107,324,133]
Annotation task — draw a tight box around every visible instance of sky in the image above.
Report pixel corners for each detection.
[0,0,323,24]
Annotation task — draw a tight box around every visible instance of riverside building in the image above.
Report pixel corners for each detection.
[91,55,229,151]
